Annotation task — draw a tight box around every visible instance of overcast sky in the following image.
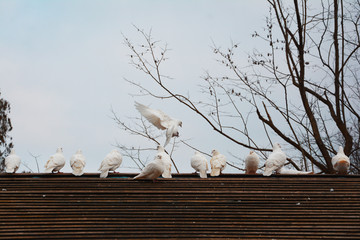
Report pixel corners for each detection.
[1,0,271,174]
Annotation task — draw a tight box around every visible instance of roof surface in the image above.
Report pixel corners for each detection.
[0,173,359,239]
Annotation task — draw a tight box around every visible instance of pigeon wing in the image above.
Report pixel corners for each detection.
[164,127,173,147]
[331,154,339,167]
[99,156,113,178]
[263,161,278,176]
[100,156,119,172]
[135,102,173,130]
[160,153,172,178]
[71,155,86,176]
[44,157,52,169]
[210,157,222,176]
[263,151,286,176]
[211,155,225,169]
[71,154,86,169]
[53,154,65,166]
[44,157,57,173]
[191,154,208,178]
[191,155,203,171]
[108,154,122,171]
[70,155,77,168]
[219,155,227,170]
[134,162,163,180]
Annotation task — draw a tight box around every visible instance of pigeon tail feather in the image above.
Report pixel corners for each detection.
[72,169,84,176]
[164,135,171,147]
[210,168,221,176]
[199,170,207,178]
[337,160,349,174]
[246,168,257,174]
[263,167,276,176]
[162,172,172,178]
[100,170,109,178]
[133,173,144,180]
[162,165,172,178]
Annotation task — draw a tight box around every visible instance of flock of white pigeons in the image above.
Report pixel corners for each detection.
[3,102,351,179]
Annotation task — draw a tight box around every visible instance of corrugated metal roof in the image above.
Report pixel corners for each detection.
[0,173,359,239]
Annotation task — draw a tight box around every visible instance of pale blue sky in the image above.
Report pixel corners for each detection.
[1,0,271,173]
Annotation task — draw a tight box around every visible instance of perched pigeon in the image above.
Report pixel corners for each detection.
[135,102,182,147]
[44,147,66,173]
[190,151,208,178]
[245,151,260,174]
[133,154,165,180]
[98,149,123,178]
[332,146,350,174]
[263,143,286,176]
[157,145,172,178]
[70,149,86,176]
[278,167,313,175]
[5,149,21,173]
[210,150,227,176]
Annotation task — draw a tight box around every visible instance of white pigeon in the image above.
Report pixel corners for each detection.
[278,167,313,175]
[157,145,172,178]
[332,146,350,174]
[190,151,208,178]
[44,147,66,173]
[263,143,287,176]
[245,151,260,174]
[135,102,182,147]
[70,149,86,176]
[133,154,165,181]
[210,150,227,176]
[98,149,123,178]
[5,149,21,173]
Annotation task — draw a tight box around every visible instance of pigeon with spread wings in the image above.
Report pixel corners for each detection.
[135,102,182,147]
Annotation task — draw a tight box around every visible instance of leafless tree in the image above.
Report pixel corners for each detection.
[28,152,41,173]
[0,91,13,172]
[117,0,360,174]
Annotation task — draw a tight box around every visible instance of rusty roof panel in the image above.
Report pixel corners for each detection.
[0,174,359,239]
